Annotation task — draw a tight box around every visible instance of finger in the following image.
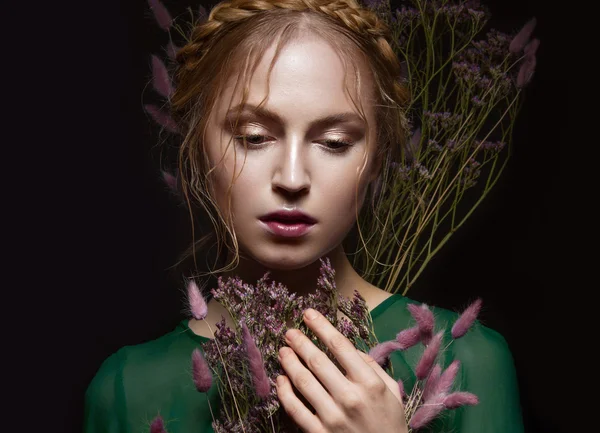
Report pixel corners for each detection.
[284,327,349,397]
[276,375,325,433]
[278,346,337,415]
[302,308,376,382]
[357,350,403,404]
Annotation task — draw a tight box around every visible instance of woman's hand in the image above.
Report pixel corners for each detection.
[276,308,408,433]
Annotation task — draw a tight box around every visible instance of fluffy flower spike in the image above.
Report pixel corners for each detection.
[407,303,435,344]
[151,55,174,99]
[369,340,404,366]
[187,280,208,320]
[144,104,179,133]
[421,363,442,402]
[242,322,270,399]
[147,0,173,31]
[395,326,421,349]
[509,17,537,53]
[409,395,445,429]
[191,348,212,392]
[451,298,482,339]
[415,331,443,380]
[443,391,479,409]
[161,170,178,193]
[433,359,460,398]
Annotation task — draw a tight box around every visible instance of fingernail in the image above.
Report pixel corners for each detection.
[279,347,291,358]
[304,308,318,320]
[285,328,302,341]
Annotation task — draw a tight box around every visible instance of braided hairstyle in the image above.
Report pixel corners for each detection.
[168,0,409,276]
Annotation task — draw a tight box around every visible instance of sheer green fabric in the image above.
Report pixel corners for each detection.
[84,295,524,433]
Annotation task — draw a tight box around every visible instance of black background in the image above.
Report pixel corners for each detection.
[17,0,570,432]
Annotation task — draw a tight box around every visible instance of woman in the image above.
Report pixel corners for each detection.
[84,0,524,432]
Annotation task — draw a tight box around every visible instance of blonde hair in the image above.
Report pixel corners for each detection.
[167,0,409,277]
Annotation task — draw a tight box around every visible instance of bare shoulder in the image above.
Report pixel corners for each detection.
[359,282,394,312]
[187,298,235,339]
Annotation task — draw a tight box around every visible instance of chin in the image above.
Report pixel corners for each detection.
[247,244,333,272]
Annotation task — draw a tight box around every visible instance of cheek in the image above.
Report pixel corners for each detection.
[211,152,263,218]
[322,157,372,208]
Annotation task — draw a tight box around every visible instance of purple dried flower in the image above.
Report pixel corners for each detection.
[187,280,208,320]
[151,55,173,98]
[409,395,445,429]
[192,348,212,392]
[509,17,537,53]
[395,326,421,349]
[150,415,167,433]
[368,340,404,366]
[242,322,270,399]
[421,363,442,402]
[363,0,385,8]
[415,331,443,380]
[407,303,434,344]
[147,0,173,31]
[443,391,479,409]
[451,298,482,338]
[144,104,179,134]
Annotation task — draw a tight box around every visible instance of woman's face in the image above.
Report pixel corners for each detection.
[204,36,378,270]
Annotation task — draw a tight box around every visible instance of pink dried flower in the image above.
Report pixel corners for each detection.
[197,5,208,22]
[509,17,537,53]
[147,0,173,31]
[421,363,442,402]
[443,391,479,409]
[395,326,421,349]
[516,56,537,89]
[150,415,167,433]
[242,322,270,399]
[161,170,178,193]
[524,38,540,57]
[151,55,174,98]
[187,280,208,320]
[407,303,434,344]
[409,395,445,429]
[144,104,179,134]
[368,340,404,366]
[451,298,482,338]
[166,41,179,60]
[191,348,212,392]
[432,359,460,398]
[415,331,443,380]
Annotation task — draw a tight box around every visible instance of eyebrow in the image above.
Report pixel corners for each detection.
[224,103,366,130]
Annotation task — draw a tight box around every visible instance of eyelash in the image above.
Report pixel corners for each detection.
[233,134,353,153]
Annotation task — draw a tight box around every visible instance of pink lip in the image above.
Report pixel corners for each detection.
[259,210,317,238]
[261,221,314,237]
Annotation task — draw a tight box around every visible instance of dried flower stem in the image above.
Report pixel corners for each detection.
[203,319,247,433]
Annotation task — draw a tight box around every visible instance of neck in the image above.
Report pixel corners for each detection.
[222,245,367,299]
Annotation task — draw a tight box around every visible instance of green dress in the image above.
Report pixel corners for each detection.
[83,294,524,433]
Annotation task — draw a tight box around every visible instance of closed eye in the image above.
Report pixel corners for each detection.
[320,138,353,153]
[233,135,354,153]
[234,134,271,147]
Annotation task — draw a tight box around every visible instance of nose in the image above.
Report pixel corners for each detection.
[271,138,311,197]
